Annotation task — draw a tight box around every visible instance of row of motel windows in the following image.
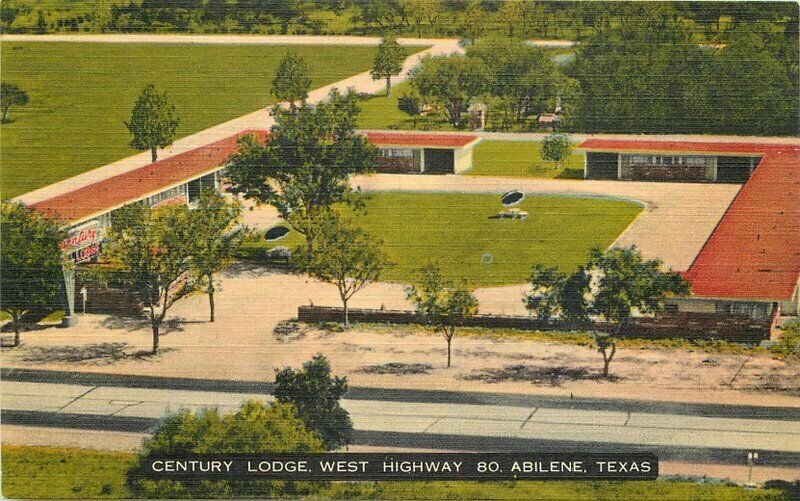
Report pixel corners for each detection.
[379,148,414,158]
[64,172,220,236]
[626,154,713,167]
[715,301,772,320]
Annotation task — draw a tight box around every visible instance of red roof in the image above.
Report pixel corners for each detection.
[577,138,800,301]
[363,131,479,149]
[578,138,789,156]
[29,130,478,225]
[683,146,800,301]
[30,130,269,224]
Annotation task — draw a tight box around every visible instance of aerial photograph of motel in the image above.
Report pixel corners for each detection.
[1,1,799,499]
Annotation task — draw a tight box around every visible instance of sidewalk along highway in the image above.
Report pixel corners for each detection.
[3,379,800,467]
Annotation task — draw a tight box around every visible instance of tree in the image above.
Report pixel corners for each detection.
[587,247,690,377]
[225,89,376,249]
[0,202,65,347]
[271,51,311,110]
[498,0,525,37]
[397,90,421,127]
[406,264,478,368]
[456,0,486,44]
[399,0,439,38]
[467,38,565,124]
[560,266,591,325]
[540,133,573,169]
[358,0,403,31]
[711,31,797,136]
[1,82,30,123]
[125,83,180,163]
[522,264,566,323]
[103,203,195,354]
[371,35,405,96]
[34,10,46,33]
[128,401,324,497]
[274,355,353,450]
[189,190,247,323]
[292,214,390,326]
[410,55,490,127]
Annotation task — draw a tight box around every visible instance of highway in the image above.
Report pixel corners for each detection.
[3,374,800,468]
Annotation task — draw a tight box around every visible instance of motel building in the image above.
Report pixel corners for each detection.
[576,139,800,322]
[24,130,480,322]
[20,131,798,331]
[365,131,481,174]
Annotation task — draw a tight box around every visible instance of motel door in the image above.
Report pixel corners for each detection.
[423,149,454,174]
[585,152,619,179]
[716,156,752,183]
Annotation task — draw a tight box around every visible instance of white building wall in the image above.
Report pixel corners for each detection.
[454,147,473,174]
[780,281,800,316]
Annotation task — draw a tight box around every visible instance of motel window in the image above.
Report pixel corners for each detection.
[630,155,710,167]
[715,301,768,319]
[145,185,186,207]
[96,212,112,229]
[188,173,218,204]
[685,156,708,167]
[380,148,414,158]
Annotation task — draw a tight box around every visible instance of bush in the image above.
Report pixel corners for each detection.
[274,355,353,450]
[128,401,324,498]
[772,320,800,358]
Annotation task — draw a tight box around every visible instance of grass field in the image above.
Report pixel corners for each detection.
[247,192,642,287]
[2,445,788,500]
[0,43,422,199]
[470,140,585,179]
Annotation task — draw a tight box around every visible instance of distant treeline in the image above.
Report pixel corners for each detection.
[2,1,797,136]
[2,1,795,41]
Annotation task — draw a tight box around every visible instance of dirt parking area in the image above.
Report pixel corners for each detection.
[2,267,798,409]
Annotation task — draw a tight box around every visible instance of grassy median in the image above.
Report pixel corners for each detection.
[2,445,789,500]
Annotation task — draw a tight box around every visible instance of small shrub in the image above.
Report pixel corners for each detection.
[127,401,324,498]
[274,355,353,450]
[265,246,292,261]
[772,320,800,358]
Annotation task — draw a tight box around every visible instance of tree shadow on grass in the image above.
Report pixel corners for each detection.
[222,260,284,279]
[99,316,195,335]
[20,342,174,365]
[273,319,313,342]
[461,364,619,386]
[357,362,434,375]
[555,167,585,179]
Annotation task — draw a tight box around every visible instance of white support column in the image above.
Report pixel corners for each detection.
[617,154,622,179]
[583,153,588,179]
[420,148,425,173]
[712,157,718,182]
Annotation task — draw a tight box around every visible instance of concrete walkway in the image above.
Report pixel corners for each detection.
[12,38,461,206]
[3,379,800,468]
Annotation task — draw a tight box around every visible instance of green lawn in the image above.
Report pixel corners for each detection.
[0,43,424,199]
[247,192,642,287]
[1,446,789,500]
[471,140,585,179]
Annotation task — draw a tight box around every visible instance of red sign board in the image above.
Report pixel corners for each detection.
[61,223,102,263]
